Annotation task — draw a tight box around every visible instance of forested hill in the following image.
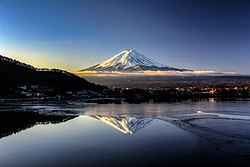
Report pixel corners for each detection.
[0,55,106,96]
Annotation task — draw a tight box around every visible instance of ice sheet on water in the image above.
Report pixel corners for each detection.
[196,110,250,120]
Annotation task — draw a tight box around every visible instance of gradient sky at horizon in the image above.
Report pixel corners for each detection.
[0,0,250,73]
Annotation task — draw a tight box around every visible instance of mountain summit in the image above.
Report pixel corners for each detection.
[81,50,188,72]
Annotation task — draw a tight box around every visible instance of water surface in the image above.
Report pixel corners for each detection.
[0,99,250,166]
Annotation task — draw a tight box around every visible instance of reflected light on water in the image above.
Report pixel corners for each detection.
[208,98,216,103]
[92,115,155,134]
[93,115,132,134]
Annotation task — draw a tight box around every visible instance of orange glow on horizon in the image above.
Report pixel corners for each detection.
[75,70,240,77]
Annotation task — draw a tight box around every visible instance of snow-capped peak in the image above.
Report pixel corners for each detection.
[81,49,188,72]
[95,49,167,69]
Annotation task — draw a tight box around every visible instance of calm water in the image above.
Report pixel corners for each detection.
[0,99,250,166]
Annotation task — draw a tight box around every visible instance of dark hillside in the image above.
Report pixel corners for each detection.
[0,55,106,96]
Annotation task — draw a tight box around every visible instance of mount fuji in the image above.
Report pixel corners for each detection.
[80,49,189,72]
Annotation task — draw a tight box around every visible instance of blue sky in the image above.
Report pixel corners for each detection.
[0,0,249,73]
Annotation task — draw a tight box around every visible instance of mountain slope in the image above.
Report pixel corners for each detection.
[0,55,106,96]
[81,49,189,72]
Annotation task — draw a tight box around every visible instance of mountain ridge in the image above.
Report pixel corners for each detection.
[0,54,106,97]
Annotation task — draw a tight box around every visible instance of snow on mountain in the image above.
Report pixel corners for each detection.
[81,49,188,72]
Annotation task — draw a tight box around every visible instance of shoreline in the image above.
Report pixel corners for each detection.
[1,97,250,104]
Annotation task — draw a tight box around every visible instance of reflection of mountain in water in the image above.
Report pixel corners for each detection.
[93,115,154,134]
[0,112,77,139]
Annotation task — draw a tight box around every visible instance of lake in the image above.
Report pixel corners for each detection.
[0,99,250,166]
